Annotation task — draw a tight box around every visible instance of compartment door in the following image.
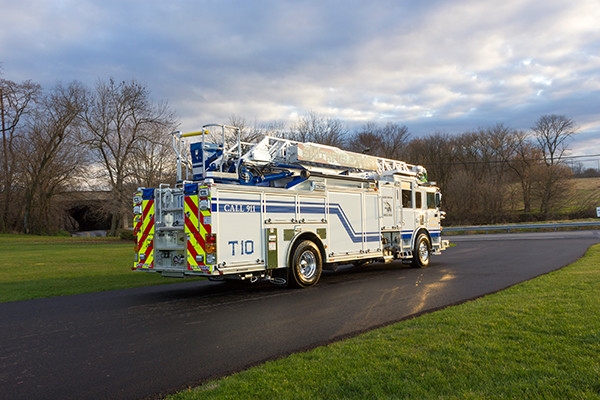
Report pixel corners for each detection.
[216,191,263,266]
[363,193,381,253]
[380,185,395,230]
[328,191,363,255]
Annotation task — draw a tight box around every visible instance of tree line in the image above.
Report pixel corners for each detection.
[233,112,583,225]
[1,77,176,235]
[0,76,587,235]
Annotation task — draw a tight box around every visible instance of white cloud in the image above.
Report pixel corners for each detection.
[1,0,599,154]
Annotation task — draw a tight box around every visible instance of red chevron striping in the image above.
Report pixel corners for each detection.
[185,196,199,216]
[187,241,199,270]
[139,234,149,249]
[134,221,142,234]
[141,200,154,238]
[196,233,206,250]
[144,243,154,268]
[143,199,153,217]
[142,217,154,238]
[185,216,199,235]
[200,213,212,234]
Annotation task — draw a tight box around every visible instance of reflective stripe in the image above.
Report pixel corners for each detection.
[185,186,212,272]
[137,198,154,269]
[133,192,143,270]
[185,194,203,271]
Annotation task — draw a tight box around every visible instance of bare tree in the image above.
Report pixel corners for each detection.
[501,130,543,215]
[532,114,577,166]
[226,114,264,144]
[532,114,577,218]
[348,122,380,153]
[19,82,87,234]
[377,122,410,160]
[260,120,289,138]
[289,111,347,147]
[404,132,455,194]
[128,123,176,189]
[0,78,41,231]
[348,122,410,160]
[479,124,520,221]
[82,78,176,236]
[436,125,521,224]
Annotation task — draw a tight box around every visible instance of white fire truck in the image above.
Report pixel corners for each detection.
[133,124,448,287]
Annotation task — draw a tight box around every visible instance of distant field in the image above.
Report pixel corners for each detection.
[0,234,201,302]
[573,176,600,191]
[571,177,600,211]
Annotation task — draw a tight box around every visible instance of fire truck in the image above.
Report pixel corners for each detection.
[133,124,448,288]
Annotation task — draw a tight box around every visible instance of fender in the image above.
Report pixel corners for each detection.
[411,227,432,250]
[285,229,327,268]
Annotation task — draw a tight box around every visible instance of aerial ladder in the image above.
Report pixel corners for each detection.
[172,124,428,187]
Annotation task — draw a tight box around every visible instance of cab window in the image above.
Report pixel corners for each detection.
[402,189,412,208]
[427,192,436,209]
[415,192,422,209]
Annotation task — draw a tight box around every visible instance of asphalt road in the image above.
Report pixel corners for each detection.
[1,230,599,400]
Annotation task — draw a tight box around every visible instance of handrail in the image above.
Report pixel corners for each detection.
[181,130,209,138]
[173,125,243,181]
[443,221,600,233]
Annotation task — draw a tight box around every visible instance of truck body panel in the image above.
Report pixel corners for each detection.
[133,124,449,286]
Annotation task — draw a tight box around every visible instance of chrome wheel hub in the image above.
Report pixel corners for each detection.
[418,241,429,262]
[299,251,317,280]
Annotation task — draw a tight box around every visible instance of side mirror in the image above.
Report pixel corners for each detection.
[435,192,442,208]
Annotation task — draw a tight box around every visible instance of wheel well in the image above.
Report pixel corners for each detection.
[289,232,326,265]
[414,228,432,249]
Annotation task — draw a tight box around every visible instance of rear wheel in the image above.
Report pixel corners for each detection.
[289,240,322,288]
[412,233,431,268]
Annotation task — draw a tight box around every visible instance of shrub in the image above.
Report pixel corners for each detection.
[119,229,135,241]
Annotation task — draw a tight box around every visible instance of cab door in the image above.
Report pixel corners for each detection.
[398,181,416,250]
[425,190,442,238]
[380,184,395,230]
[414,189,425,228]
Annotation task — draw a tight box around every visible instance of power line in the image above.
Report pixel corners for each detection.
[425,153,600,166]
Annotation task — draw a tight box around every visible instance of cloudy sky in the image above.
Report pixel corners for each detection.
[2,0,599,162]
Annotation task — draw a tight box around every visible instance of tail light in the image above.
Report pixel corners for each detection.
[206,233,216,254]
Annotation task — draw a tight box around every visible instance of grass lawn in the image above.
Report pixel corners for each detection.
[168,244,600,400]
[0,234,200,302]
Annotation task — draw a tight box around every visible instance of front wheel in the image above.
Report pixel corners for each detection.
[289,240,322,288]
[412,233,431,268]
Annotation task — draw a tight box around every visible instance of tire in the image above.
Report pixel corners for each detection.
[289,240,322,288]
[412,233,431,268]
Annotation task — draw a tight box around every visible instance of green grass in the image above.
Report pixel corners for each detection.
[168,244,600,400]
[0,234,200,302]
